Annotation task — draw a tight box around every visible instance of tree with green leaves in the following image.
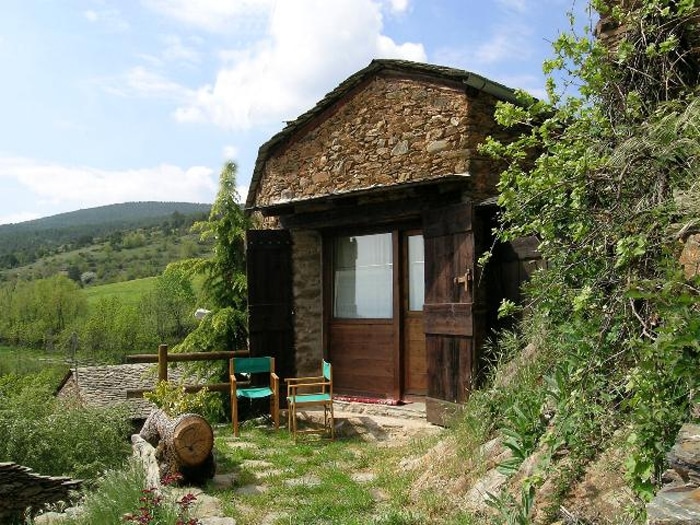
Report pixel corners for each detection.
[481,0,699,506]
[170,161,251,354]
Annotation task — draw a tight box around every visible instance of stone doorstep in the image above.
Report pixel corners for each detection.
[330,399,427,421]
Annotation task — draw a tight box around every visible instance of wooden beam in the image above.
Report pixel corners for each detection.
[392,229,402,401]
[126,381,250,399]
[126,350,250,364]
[278,185,467,230]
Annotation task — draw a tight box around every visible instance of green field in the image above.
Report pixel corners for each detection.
[82,276,157,306]
[0,345,69,378]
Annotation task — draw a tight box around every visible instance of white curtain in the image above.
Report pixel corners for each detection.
[334,233,393,318]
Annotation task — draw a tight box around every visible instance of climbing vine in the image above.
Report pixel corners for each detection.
[481,0,700,504]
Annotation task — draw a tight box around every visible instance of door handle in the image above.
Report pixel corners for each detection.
[454,268,472,293]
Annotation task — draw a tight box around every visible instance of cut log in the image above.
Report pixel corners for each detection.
[139,409,215,485]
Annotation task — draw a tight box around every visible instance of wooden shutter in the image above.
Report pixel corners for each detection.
[246,229,295,395]
[423,202,476,425]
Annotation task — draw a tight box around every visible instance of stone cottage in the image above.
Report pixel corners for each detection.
[56,363,182,424]
[244,59,540,424]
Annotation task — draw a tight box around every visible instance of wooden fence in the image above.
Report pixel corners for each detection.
[125,344,249,398]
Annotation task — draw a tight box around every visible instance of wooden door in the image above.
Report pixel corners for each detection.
[246,229,295,399]
[423,202,476,425]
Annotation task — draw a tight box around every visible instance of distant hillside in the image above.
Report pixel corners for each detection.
[0,201,211,271]
[1,202,211,231]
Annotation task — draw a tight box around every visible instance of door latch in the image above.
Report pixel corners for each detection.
[454,268,472,293]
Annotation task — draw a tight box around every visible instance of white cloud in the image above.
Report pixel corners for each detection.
[173,0,426,130]
[0,156,218,213]
[162,35,201,64]
[473,24,533,64]
[100,66,194,100]
[436,22,533,69]
[0,211,41,226]
[222,145,239,160]
[236,184,249,204]
[496,0,528,12]
[384,0,410,14]
[83,8,130,32]
[143,0,274,34]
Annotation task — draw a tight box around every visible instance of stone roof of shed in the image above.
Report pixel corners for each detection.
[56,363,184,420]
[246,58,522,211]
[0,462,81,518]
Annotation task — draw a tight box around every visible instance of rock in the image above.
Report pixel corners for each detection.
[647,423,700,524]
[463,467,509,512]
[426,140,449,153]
[667,424,700,484]
[235,484,268,495]
[391,140,409,155]
[679,234,700,278]
[201,518,236,525]
[647,487,700,524]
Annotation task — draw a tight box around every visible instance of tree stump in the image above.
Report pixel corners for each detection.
[139,409,215,485]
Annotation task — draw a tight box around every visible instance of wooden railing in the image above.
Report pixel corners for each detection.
[125,343,249,398]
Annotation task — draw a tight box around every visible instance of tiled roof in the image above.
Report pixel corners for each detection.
[57,363,184,420]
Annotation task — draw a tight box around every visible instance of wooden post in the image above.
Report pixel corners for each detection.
[158,344,168,382]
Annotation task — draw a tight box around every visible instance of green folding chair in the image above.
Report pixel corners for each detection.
[230,356,279,437]
[286,360,334,440]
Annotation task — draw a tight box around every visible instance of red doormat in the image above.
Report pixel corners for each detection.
[334,395,408,406]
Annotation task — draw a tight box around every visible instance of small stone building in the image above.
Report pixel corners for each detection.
[244,59,540,424]
[56,363,181,423]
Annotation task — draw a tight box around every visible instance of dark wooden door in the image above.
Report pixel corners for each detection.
[246,229,295,398]
[423,202,476,425]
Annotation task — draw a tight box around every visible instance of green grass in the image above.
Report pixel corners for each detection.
[207,421,456,525]
[82,276,157,306]
[0,345,69,377]
[22,413,477,524]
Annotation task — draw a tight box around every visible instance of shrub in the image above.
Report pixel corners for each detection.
[144,380,223,422]
[0,371,130,480]
[61,461,202,525]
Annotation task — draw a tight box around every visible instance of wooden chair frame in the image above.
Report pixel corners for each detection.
[230,356,279,437]
[286,360,334,440]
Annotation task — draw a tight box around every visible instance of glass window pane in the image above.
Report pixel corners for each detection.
[334,233,393,319]
[408,235,425,311]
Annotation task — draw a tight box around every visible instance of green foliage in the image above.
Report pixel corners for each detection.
[0,275,87,348]
[83,277,157,306]
[497,398,547,476]
[172,161,251,355]
[0,345,67,377]
[0,371,130,480]
[61,461,201,525]
[480,0,700,505]
[0,202,210,274]
[486,484,535,525]
[78,296,157,361]
[144,380,223,421]
[139,268,198,343]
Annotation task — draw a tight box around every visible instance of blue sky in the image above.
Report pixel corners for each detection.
[0,0,592,224]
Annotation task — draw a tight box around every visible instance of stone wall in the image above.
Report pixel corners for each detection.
[291,229,324,377]
[0,463,81,521]
[255,75,505,208]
